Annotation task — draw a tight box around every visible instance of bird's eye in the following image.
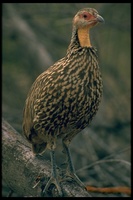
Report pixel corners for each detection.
[83,14,87,18]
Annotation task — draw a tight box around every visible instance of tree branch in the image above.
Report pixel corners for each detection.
[2,119,91,197]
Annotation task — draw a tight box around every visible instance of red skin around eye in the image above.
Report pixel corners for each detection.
[80,12,95,21]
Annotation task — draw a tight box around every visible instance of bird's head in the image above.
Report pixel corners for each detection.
[73,8,104,29]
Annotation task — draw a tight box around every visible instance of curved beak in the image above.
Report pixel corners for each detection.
[97,14,105,23]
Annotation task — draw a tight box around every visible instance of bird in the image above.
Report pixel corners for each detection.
[23,7,104,196]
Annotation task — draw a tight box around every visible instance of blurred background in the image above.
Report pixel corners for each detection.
[2,3,131,197]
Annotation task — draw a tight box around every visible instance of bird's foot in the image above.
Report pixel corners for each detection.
[63,170,86,189]
[41,176,63,197]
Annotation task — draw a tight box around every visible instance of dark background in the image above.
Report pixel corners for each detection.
[2,3,131,197]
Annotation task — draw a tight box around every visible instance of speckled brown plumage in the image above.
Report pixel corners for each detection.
[23,8,104,196]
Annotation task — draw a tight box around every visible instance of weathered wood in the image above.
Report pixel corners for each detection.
[2,119,91,197]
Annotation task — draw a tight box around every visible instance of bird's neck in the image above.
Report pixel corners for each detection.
[77,27,91,47]
[67,26,92,53]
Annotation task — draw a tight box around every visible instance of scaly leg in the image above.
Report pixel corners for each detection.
[62,140,86,188]
[41,150,63,196]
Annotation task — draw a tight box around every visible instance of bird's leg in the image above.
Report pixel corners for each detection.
[41,150,63,197]
[62,140,86,188]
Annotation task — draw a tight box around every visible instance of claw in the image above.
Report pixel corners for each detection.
[64,171,86,189]
[41,176,63,197]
